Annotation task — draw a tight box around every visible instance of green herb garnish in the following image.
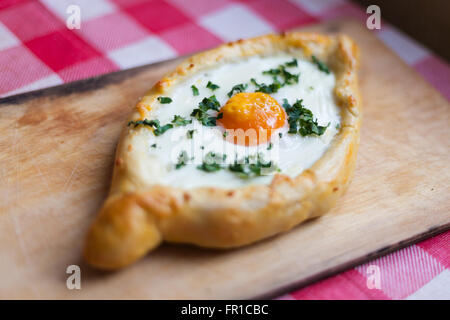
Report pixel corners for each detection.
[175,151,189,169]
[191,95,222,126]
[262,64,299,85]
[151,143,157,148]
[201,95,220,110]
[250,78,281,94]
[227,83,248,97]
[222,60,300,98]
[197,152,224,172]
[186,129,196,139]
[191,85,199,96]
[228,154,279,179]
[157,96,172,104]
[312,55,330,74]
[152,121,173,136]
[206,81,220,91]
[285,58,298,67]
[128,115,189,135]
[267,143,273,150]
[198,162,222,172]
[127,119,173,136]
[194,152,280,179]
[282,99,329,136]
[171,115,192,126]
[128,119,153,128]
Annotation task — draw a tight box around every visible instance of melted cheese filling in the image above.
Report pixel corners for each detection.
[138,54,340,189]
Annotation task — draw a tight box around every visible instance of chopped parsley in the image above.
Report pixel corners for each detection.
[267,142,273,150]
[227,83,248,97]
[128,119,153,128]
[191,95,222,126]
[197,152,224,172]
[186,129,196,139]
[283,99,329,136]
[171,115,192,126]
[198,162,222,172]
[195,152,280,179]
[128,116,190,136]
[251,78,281,94]
[157,96,172,104]
[175,151,189,169]
[223,131,228,138]
[285,58,298,67]
[200,95,220,111]
[151,143,157,148]
[312,55,330,74]
[191,85,199,96]
[127,119,173,136]
[228,154,279,179]
[206,81,220,91]
[262,64,299,85]
[249,60,299,94]
[150,120,173,136]
[279,132,283,138]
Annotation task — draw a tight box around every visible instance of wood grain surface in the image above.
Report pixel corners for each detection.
[0,20,449,299]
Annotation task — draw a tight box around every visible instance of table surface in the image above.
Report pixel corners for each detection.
[0,0,449,300]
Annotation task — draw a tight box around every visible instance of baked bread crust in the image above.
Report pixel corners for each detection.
[83,32,361,270]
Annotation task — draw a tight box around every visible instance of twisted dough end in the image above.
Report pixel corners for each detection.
[83,195,162,270]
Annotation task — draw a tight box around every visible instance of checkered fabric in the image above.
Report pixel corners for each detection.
[0,0,448,300]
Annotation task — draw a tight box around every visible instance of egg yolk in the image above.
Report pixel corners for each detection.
[218,92,286,146]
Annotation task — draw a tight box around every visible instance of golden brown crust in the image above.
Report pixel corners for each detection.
[83,32,361,270]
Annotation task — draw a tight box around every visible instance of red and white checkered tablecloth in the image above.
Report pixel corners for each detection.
[1,0,448,300]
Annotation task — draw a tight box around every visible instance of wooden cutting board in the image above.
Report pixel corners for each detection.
[0,20,449,299]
